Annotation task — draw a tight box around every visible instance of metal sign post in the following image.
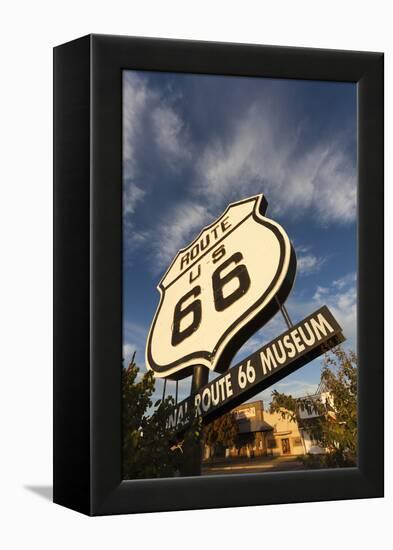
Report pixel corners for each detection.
[189,365,209,475]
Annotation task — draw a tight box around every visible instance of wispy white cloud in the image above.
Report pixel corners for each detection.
[123,72,196,264]
[285,272,357,345]
[151,106,191,162]
[123,72,192,181]
[313,273,357,343]
[298,254,324,274]
[149,201,211,274]
[123,72,149,181]
[296,245,326,275]
[195,99,356,224]
[310,147,357,223]
[123,320,149,367]
[123,182,146,216]
[332,272,356,291]
[123,74,356,276]
[122,73,150,232]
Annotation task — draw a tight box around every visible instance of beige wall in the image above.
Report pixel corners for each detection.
[262,410,305,456]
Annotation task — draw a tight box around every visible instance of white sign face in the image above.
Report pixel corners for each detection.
[146,195,297,380]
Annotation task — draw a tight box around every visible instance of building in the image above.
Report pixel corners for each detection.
[230,400,307,458]
[204,395,328,460]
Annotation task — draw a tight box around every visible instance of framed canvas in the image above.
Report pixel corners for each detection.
[53,34,384,515]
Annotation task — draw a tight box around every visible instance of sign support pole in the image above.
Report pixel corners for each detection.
[275,297,311,454]
[188,366,209,475]
[191,365,209,394]
[275,296,293,328]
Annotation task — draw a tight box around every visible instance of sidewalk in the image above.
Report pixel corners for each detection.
[202,455,305,475]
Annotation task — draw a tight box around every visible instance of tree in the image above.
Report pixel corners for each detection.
[122,353,202,479]
[203,412,238,460]
[269,346,357,467]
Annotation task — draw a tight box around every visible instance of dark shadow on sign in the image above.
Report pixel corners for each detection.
[24,485,53,501]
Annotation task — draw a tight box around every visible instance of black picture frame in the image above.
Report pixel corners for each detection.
[53,34,384,516]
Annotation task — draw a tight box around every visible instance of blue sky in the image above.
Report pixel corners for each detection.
[122,69,357,407]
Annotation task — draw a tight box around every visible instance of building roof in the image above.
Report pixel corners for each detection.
[237,419,273,434]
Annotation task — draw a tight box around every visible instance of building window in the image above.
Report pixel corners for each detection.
[281,438,290,455]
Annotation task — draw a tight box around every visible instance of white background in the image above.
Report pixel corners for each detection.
[0,1,390,548]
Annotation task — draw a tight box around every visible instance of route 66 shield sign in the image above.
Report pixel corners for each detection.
[146,195,297,380]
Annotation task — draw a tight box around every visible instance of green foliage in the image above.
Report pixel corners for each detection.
[269,346,357,467]
[269,392,299,423]
[122,353,203,479]
[203,412,238,458]
[300,449,356,469]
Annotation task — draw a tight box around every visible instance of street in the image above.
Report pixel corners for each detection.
[202,455,305,475]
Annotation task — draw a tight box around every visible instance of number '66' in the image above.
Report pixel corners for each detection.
[238,360,256,389]
[171,251,251,346]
